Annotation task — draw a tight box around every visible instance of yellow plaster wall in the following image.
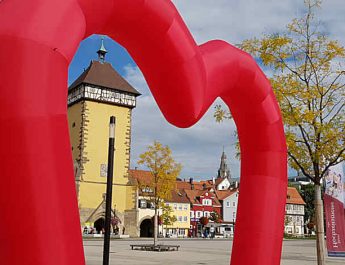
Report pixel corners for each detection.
[68,100,135,217]
[166,202,190,230]
[68,102,83,163]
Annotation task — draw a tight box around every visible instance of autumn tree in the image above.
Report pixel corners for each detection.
[161,204,177,237]
[138,141,182,246]
[215,1,344,263]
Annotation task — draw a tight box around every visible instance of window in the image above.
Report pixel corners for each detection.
[226,201,230,207]
[178,205,182,210]
[142,187,153,193]
[233,202,236,207]
[147,202,155,209]
[196,211,201,218]
[232,212,236,218]
[100,164,107,177]
[184,216,188,222]
[178,216,182,222]
[190,211,194,218]
[139,200,147,209]
[204,211,210,217]
[203,199,212,206]
[183,205,188,210]
[174,204,177,210]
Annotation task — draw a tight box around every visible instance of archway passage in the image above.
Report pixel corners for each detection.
[0,1,287,265]
[140,219,153,238]
[94,218,105,234]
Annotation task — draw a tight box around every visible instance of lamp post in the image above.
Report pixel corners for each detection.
[103,116,116,265]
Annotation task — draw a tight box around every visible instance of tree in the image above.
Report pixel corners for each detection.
[210,211,222,223]
[300,184,316,225]
[215,1,344,264]
[199,217,209,226]
[138,141,182,246]
[161,204,177,237]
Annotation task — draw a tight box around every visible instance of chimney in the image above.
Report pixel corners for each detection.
[212,177,215,185]
[235,181,238,189]
[189,178,194,190]
[203,183,207,190]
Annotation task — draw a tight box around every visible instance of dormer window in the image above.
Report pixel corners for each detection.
[203,199,212,206]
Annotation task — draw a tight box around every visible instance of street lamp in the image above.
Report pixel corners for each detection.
[103,116,116,265]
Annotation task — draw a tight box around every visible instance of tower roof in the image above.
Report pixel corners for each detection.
[218,149,231,179]
[68,60,141,96]
[97,38,108,62]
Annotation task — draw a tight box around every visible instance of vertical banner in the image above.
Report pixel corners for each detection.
[324,162,345,257]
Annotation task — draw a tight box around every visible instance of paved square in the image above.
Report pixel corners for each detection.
[84,239,344,265]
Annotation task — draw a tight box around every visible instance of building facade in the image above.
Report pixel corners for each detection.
[130,169,190,237]
[68,42,140,237]
[285,187,306,236]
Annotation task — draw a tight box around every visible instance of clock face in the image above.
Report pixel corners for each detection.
[100,164,107,177]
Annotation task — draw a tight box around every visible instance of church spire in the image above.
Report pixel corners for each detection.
[217,149,231,179]
[97,37,108,62]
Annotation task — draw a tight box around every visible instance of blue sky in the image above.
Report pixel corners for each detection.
[68,0,345,180]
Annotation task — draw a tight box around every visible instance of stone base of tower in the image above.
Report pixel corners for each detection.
[124,209,139,237]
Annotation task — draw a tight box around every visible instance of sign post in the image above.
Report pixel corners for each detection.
[103,116,116,265]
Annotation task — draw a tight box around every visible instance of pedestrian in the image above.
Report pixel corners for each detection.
[210,226,215,239]
[122,226,125,235]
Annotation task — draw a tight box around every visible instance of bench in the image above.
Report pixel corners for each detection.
[130,244,180,252]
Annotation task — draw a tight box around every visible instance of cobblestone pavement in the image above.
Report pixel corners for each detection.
[84,238,344,265]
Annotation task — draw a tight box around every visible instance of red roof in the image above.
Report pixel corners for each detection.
[286,187,305,205]
[166,189,190,204]
[215,190,236,200]
[184,189,221,206]
[129,170,189,204]
[69,60,140,95]
[129,169,153,185]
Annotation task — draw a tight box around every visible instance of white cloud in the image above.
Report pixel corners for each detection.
[126,65,238,179]
[173,0,344,46]
[126,0,344,180]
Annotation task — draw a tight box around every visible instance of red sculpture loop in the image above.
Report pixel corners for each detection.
[0,1,287,265]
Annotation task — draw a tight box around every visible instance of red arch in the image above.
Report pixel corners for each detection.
[0,1,287,265]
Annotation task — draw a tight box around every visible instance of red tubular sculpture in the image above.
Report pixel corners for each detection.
[0,0,287,265]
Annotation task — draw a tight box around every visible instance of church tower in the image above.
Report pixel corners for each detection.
[217,149,231,179]
[67,39,140,236]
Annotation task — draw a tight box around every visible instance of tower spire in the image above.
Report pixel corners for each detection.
[97,37,108,62]
[217,148,231,179]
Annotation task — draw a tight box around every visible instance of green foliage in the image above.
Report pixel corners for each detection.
[209,211,222,223]
[300,184,316,223]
